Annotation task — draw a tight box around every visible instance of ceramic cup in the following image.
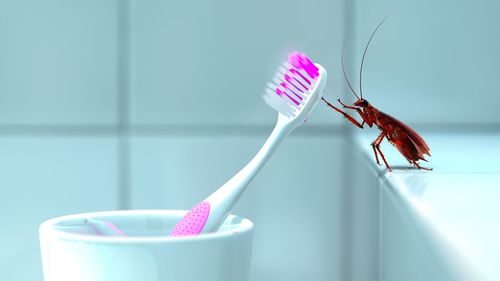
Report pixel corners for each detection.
[39,210,254,281]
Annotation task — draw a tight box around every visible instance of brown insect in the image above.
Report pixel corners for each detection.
[323,17,431,171]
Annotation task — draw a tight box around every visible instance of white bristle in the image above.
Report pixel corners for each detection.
[278,66,288,76]
[277,71,306,101]
[281,85,304,103]
[284,69,310,97]
[272,76,282,85]
[276,93,302,109]
[263,90,294,117]
[294,69,314,92]
[264,85,297,115]
[275,83,304,108]
[287,79,306,96]
[263,60,320,116]
[282,62,315,93]
[264,88,295,116]
[274,71,285,82]
[284,81,306,100]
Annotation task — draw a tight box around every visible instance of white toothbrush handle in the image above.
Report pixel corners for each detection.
[202,115,291,232]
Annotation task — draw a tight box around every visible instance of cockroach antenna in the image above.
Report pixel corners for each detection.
[341,38,360,100]
[359,15,390,99]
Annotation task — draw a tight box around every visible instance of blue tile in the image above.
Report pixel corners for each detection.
[131,135,343,281]
[0,0,118,125]
[343,143,381,281]
[130,0,345,126]
[354,0,500,124]
[0,137,119,281]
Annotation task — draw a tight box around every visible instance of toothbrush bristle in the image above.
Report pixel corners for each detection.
[263,52,320,116]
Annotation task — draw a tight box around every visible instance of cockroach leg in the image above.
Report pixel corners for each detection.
[375,132,385,146]
[376,146,392,172]
[371,133,382,165]
[337,98,350,108]
[322,97,364,128]
[372,144,380,165]
[372,133,392,171]
[337,98,371,126]
[413,161,433,171]
[371,133,385,165]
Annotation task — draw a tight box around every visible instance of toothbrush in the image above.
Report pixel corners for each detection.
[53,217,127,236]
[85,217,127,236]
[169,51,327,237]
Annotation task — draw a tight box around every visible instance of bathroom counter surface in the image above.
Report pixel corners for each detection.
[356,132,500,281]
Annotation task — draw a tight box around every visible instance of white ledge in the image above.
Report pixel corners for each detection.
[355,132,500,281]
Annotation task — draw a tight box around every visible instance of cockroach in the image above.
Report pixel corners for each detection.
[323,17,431,171]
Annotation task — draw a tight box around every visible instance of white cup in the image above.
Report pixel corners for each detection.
[39,210,254,281]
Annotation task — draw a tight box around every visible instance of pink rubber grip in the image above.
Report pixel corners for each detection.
[169,201,211,237]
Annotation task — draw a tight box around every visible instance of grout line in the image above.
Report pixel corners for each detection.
[339,0,356,279]
[117,0,131,210]
[0,122,497,137]
[118,137,131,209]
[0,125,118,136]
[0,123,496,137]
[0,124,344,137]
[378,178,383,281]
[339,125,353,281]
[130,124,344,136]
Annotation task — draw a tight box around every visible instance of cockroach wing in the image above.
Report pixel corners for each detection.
[379,111,431,159]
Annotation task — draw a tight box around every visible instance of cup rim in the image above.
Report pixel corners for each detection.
[39,209,253,244]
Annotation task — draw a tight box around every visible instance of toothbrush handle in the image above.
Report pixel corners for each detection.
[86,217,127,236]
[202,117,290,232]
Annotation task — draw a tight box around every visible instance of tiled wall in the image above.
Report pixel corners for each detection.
[129,0,345,126]
[352,0,500,126]
[0,0,118,125]
[0,1,346,281]
[0,1,120,280]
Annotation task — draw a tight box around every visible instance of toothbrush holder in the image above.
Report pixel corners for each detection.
[39,210,254,281]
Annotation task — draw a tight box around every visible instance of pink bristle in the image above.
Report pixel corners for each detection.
[276,87,299,105]
[285,74,305,93]
[289,51,319,79]
[289,68,311,85]
[280,82,303,100]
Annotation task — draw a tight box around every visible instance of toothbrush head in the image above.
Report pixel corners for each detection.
[263,51,327,125]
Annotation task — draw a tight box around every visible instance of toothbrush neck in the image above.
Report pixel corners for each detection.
[242,119,290,182]
[206,118,290,208]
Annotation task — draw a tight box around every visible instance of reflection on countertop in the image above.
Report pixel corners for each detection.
[356,132,500,281]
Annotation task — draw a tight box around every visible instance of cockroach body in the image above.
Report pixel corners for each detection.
[323,17,431,172]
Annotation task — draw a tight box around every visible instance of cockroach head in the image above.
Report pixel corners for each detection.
[354,99,369,107]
